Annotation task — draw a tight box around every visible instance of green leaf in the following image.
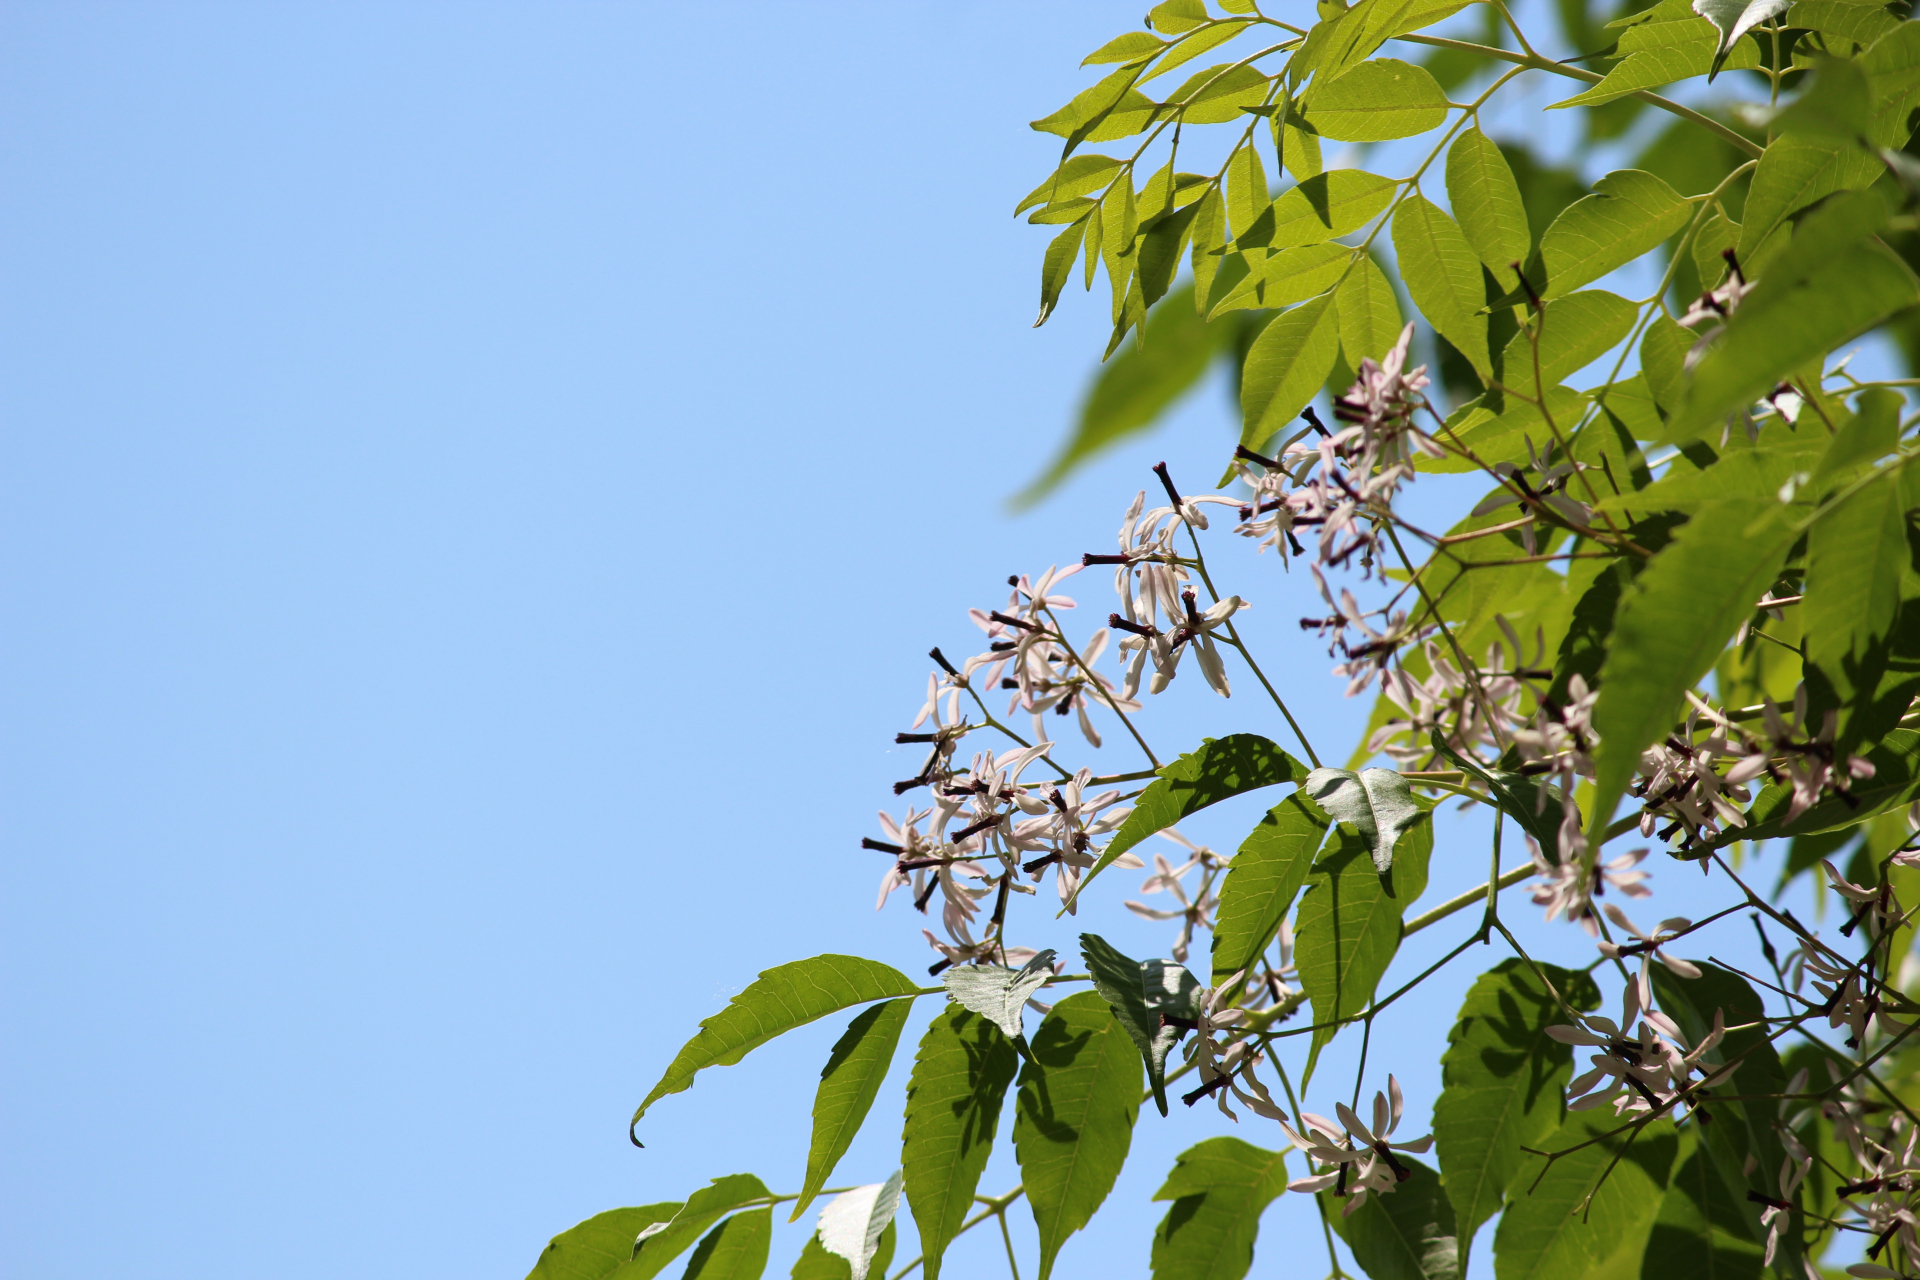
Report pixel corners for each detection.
[1300,58,1449,142]
[1140,201,1205,307]
[1208,243,1352,317]
[1774,53,1873,141]
[1805,469,1908,750]
[1074,734,1306,904]
[1815,386,1901,488]
[1240,294,1342,450]
[1727,727,1920,844]
[1035,217,1089,328]
[942,950,1057,1040]
[793,1000,914,1221]
[901,1004,1020,1280]
[1083,33,1166,67]
[1226,141,1268,244]
[1496,290,1637,403]
[1013,991,1143,1280]
[1528,170,1690,299]
[1322,1155,1460,1280]
[1301,767,1422,873]
[1210,792,1331,986]
[1393,194,1492,378]
[1016,155,1125,214]
[1162,62,1272,124]
[1030,65,1158,148]
[1080,931,1184,1115]
[1589,500,1800,847]
[1233,169,1398,252]
[1446,127,1531,280]
[1649,964,1788,1260]
[1335,254,1405,368]
[1673,190,1920,440]
[789,1223,896,1280]
[1296,808,1432,1082]
[630,1177,773,1280]
[1546,21,1760,107]
[816,1175,903,1280]
[1791,0,1904,49]
[634,957,922,1127]
[1017,284,1240,507]
[1640,311,1692,417]
[1144,21,1255,86]
[680,1208,770,1280]
[1150,0,1212,35]
[1426,735,1569,856]
[526,1205,682,1280]
[1148,1138,1289,1280]
[1640,1138,1766,1280]
[1433,960,1601,1251]
[1492,1112,1677,1280]
[1736,135,1873,267]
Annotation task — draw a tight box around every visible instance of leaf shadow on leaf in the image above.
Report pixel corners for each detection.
[948,1017,1015,1151]
[1467,986,1566,1114]
[1018,1025,1098,1143]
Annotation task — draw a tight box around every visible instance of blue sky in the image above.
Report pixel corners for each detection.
[2,5,1839,1279]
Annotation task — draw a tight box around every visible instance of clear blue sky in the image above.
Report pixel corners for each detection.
[1,5,1829,1278]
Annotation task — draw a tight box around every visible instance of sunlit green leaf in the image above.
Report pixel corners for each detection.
[1150,0,1212,35]
[1323,1155,1459,1280]
[1736,135,1876,267]
[1077,734,1307,903]
[1210,792,1330,986]
[630,1177,772,1280]
[1527,169,1689,299]
[1016,155,1124,215]
[1496,289,1637,402]
[1162,63,1272,124]
[1335,253,1404,367]
[793,999,915,1221]
[1432,960,1599,1251]
[1030,65,1159,148]
[634,957,921,1127]
[1446,127,1531,279]
[1547,20,1760,106]
[1149,1138,1289,1280]
[1300,58,1450,141]
[1142,20,1254,85]
[1208,243,1352,317]
[1234,169,1398,253]
[1013,991,1143,1280]
[1492,1112,1677,1280]
[1640,1139,1765,1280]
[1805,467,1908,751]
[680,1208,770,1280]
[902,1005,1020,1280]
[1240,293,1342,450]
[1394,194,1492,377]
[1082,32,1166,68]
[1036,217,1089,328]
[1297,808,1432,1082]
[526,1204,682,1280]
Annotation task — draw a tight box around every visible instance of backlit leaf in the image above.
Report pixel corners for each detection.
[1805,468,1908,751]
[1240,293,1342,450]
[526,1204,682,1280]
[1547,20,1759,106]
[1496,289,1636,402]
[901,1005,1020,1280]
[634,956,922,1127]
[1301,58,1450,141]
[1210,792,1331,986]
[1446,127,1531,279]
[793,999,915,1221]
[1492,1112,1677,1280]
[1233,169,1398,252]
[1529,169,1689,299]
[680,1208,770,1280]
[1322,1155,1459,1280]
[1013,991,1143,1279]
[1208,242,1352,317]
[1148,1138,1289,1280]
[1036,217,1089,328]
[1296,808,1432,1082]
[1736,135,1875,267]
[1335,254,1404,368]
[1432,960,1600,1250]
[1393,194,1492,377]
[1077,734,1307,903]
[630,1177,773,1280]
[1016,155,1124,214]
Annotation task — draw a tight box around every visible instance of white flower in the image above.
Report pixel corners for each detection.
[1595,905,1702,1010]
[1278,1076,1434,1214]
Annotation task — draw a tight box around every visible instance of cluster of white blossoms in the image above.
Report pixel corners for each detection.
[1276,1077,1436,1215]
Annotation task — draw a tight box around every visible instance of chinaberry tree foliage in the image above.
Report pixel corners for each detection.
[529,1,1920,1277]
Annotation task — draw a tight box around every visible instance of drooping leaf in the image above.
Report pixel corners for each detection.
[526,1204,682,1280]
[1300,58,1450,141]
[1016,155,1125,215]
[1432,960,1601,1251]
[1075,734,1306,902]
[1017,283,1241,507]
[793,999,915,1221]
[1335,255,1405,368]
[1675,191,1920,440]
[789,1223,896,1280]
[1142,20,1256,85]
[1013,991,1143,1279]
[1080,931,1184,1115]
[1148,1138,1289,1280]
[1030,65,1159,148]
[1082,32,1167,68]
[634,956,922,1127]
[630,1177,773,1280]
[1296,809,1433,1082]
[1210,792,1331,986]
[1036,218,1090,328]
[1492,1111,1677,1280]
[1447,127,1531,279]
[1589,498,1800,847]
[1240,294,1342,450]
[680,1208,771,1280]
[943,950,1058,1040]
[901,1004,1020,1280]
[816,1174,903,1280]
[1528,170,1691,299]
[1322,1154,1460,1280]
[1301,766,1423,873]
[1393,194,1492,378]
